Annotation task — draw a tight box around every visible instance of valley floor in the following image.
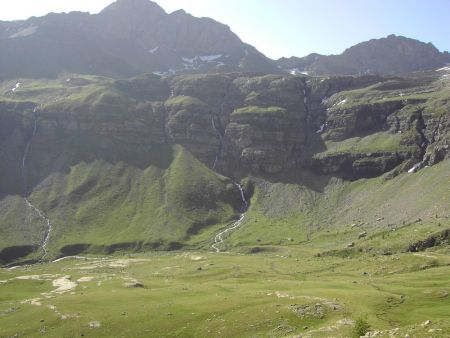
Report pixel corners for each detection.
[1,247,449,338]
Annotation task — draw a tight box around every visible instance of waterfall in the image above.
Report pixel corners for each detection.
[211,115,222,170]
[209,99,249,252]
[21,108,38,194]
[211,183,248,253]
[210,103,225,170]
[21,108,54,260]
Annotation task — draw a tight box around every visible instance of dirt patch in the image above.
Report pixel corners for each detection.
[21,298,42,306]
[189,255,206,261]
[89,321,101,328]
[16,274,58,281]
[74,258,150,270]
[51,276,77,294]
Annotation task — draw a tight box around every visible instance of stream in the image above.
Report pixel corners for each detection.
[210,104,249,252]
[211,183,248,253]
[22,107,53,260]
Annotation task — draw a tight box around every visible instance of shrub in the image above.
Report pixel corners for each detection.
[353,318,370,337]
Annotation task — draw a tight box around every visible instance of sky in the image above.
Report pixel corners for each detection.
[1,0,449,59]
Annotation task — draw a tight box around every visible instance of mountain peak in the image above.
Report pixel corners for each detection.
[100,0,166,17]
[278,34,450,76]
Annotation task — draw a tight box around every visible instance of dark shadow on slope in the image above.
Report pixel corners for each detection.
[59,243,91,256]
[407,228,450,252]
[0,245,37,265]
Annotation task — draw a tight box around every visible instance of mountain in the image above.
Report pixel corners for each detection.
[0,0,278,80]
[0,1,449,266]
[278,34,450,76]
[0,66,449,263]
[2,1,449,80]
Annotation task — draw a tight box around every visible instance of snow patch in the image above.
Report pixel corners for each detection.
[436,66,450,72]
[289,68,309,75]
[182,56,195,64]
[9,25,38,39]
[148,46,159,54]
[11,82,21,93]
[199,54,222,62]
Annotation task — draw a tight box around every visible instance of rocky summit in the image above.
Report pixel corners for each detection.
[0,0,277,80]
[0,1,449,337]
[278,34,450,76]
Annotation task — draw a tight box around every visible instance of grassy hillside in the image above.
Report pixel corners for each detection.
[0,145,240,262]
[227,160,450,253]
[0,246,448,337]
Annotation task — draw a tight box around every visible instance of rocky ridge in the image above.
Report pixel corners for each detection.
[0,0,278,80]
[278,35,450,76]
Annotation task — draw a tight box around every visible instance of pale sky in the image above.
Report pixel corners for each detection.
[1,0,449,59]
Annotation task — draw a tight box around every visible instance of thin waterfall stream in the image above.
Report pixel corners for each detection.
[22,107,53,260]
[210,102,249,252]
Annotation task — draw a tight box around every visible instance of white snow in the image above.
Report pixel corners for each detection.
[337,98,347,106]
[199,54,222,62]
[436,66,450,72]
[289,68,309,75]
[11,82,21,93]
[9,25,38,39]
[148,46,159,54]
[182,56,195,64]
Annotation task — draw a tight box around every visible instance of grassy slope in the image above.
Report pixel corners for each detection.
[0,145,237,257]
[228,160,450,253]
[0,247,448,337]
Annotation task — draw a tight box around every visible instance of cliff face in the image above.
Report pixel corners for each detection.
[2,70,449,189]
